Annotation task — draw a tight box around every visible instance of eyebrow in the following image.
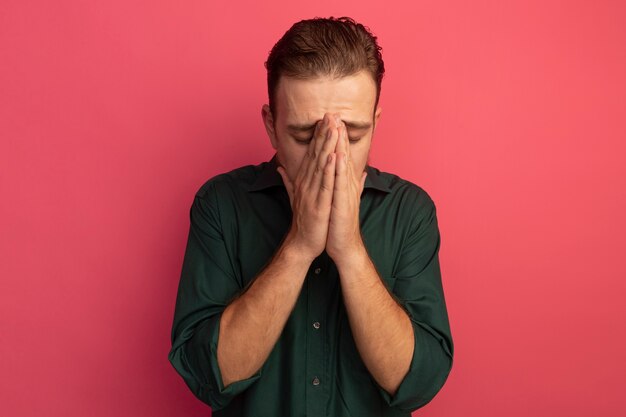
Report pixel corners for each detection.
[287,120,372,132]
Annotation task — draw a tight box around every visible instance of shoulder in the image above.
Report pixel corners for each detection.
[370,165,437,214]
[193,162,263,200]
[187,163,264,228]
[372,168,441,247]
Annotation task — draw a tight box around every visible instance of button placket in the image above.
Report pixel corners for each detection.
[305,255,329,414]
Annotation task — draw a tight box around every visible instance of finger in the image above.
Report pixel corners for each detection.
[334,150,347,196]
[295,133,318,187]
[318,152,336,209]
[276,166,294,206]
[341,123,353,172]
[321,123,340,169]
[310,122,340,190]
[313,113,332,161]
[341,124,359,192]
[335,119,348,161]
[303,114,332,183]
[343,122,352,162]
[336,123,354,187]
[305,125,335,189]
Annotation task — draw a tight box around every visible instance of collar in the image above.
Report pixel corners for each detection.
[248,153,392,193]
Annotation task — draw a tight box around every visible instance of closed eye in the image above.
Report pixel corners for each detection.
[294,137,312,145]
[293,136,362,144]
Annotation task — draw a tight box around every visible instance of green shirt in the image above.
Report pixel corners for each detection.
[168,153,454,417]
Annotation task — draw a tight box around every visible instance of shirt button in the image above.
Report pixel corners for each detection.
[313,322,320,329]
[314,267,321,275]
[312,377,320,386]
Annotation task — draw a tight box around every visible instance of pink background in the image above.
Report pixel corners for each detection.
[1,1,625,416]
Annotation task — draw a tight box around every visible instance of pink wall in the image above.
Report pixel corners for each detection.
[1,1,625,416]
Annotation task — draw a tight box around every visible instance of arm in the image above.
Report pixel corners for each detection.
[221,114,343,386]
[326,120,413,395]
[326,118,453,412]
[170,113,341,410]
[335,245,414,397]
[341,190,454,412]
[217,236,310,387]
[168,186,275,411]
[168,187,313,409]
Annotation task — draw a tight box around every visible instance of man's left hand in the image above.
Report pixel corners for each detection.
[326,117,367,267]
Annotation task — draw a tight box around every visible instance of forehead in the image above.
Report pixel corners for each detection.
[275,71,377,123]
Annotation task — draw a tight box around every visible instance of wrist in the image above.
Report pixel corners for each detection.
[279,232,317,266]
[332,239,369,271]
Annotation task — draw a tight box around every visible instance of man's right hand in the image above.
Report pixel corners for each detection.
[276,113,342,263]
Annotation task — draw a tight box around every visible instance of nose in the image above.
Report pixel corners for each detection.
[326,112,342,126]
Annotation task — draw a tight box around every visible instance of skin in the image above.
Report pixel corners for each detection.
[261,70,382,262]
[217,70,414,397]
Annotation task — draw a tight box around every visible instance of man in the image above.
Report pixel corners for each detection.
[168,16,453,417]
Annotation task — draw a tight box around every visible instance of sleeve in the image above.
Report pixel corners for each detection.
[375,187,454,412]
[167,182,263,410]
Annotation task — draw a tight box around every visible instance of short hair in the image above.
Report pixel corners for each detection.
[264,16,385,118]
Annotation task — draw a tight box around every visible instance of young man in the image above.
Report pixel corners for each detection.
[169,16,453,417]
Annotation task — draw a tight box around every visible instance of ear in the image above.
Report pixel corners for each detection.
[373,105,382,131]
[261,104,278,149]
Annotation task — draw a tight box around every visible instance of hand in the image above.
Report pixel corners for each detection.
[326,117,367,266]
[276,114,341,263]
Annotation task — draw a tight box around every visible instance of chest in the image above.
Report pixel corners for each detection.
[219,189,406,292]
